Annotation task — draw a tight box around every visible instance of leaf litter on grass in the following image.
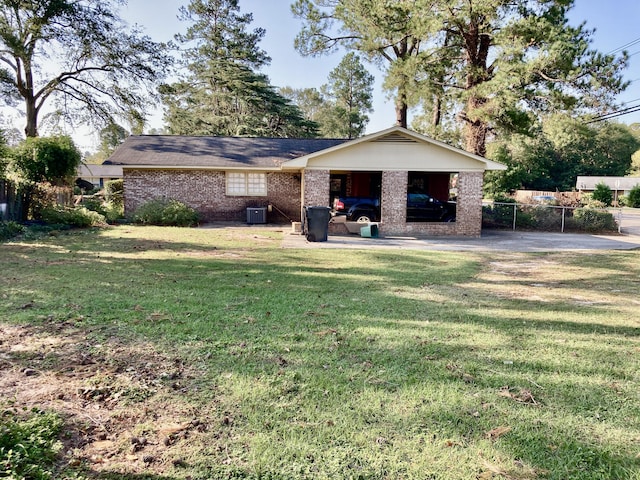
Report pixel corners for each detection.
[1,227,640,479]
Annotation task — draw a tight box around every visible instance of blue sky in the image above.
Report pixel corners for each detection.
[122,0,640,137]
[4,0,640,148]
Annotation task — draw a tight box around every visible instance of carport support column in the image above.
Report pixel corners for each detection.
[302,169,331,208]
[381,171,408,235]
[456,171,484,236]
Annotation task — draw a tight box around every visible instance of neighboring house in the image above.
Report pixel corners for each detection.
[77,164,123,188]
[576,176,640,200]
[105,126,506,236]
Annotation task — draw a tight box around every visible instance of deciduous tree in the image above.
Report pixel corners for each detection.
[84,123,129,164]
[0,0,172,137]
[6,135,81,219]
[486,116,640,193]
[10,135,80,185]
[279,86,327,125]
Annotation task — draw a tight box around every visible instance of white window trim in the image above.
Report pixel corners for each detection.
[226,172,267,196]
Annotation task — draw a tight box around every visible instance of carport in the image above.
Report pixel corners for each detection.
[282,126,506,237]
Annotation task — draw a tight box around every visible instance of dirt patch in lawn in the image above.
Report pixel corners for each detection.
[0,320,215,477]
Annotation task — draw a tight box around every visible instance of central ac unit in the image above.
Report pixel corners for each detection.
[247,207,267,224]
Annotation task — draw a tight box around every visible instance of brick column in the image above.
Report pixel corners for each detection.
[380,171,408,235]
[302,169,330,207]
[456,171,484,236]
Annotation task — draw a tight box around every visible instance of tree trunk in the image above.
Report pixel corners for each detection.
[22,62,39,137]
[432,95,442,128]
[464,120,487,157]
[395,88,408,128]
[461,18,491,157]
[25,97,39,137]
[464,97,488,157]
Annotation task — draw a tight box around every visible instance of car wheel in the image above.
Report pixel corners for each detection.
[353,212,374,223]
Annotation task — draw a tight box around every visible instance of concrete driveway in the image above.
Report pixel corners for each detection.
[282,227,640,252]
[618,208,640,236]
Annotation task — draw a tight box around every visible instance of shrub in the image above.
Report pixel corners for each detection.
[626,184,640,208]
[527,205,562,231]
[0,221,25,241]
[131,198,199,227]
[79,183,125,224]
[592,182,613,206]
[482,195,516,228]
[40,206,106,227]
[103,202,125,224]
[105,179,124,209]
[81,196,108,216]
[580,192,608,209]
[568,208,617,233]
[0,409,63,480]
[29,183,73,220]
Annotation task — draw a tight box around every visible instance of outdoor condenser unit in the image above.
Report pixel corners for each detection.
[246,207,267,224]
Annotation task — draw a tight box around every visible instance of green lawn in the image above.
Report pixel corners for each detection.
[1,226,639,479]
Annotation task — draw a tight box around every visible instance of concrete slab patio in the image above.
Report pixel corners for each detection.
[281,229,640,252]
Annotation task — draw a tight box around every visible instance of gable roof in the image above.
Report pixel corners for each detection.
[104,135,349,170]
[103,127,506,172]
[77,164,123,178]
[282,126,507,171]
[576,176,640,191]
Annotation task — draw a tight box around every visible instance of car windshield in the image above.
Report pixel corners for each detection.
[408,193,433,203]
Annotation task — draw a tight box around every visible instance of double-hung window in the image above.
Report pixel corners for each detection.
[226,172,267,196]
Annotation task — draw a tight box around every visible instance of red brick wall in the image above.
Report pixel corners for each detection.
[378,170,484,237]
[123,169,302,223]
[380,171,408,231]
[454,171,484,236]
[303,170,331,207]
[124,168,484,235]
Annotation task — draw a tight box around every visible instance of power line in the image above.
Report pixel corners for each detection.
[585,96,640,124]
[586,104,640,124]
[607,36,640,55]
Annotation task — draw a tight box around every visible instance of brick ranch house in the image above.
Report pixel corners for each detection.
[105,126,506,237]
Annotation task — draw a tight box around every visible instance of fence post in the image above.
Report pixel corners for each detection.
[561,207,565,233]
[512,204,517,231]
[617,208,622,234]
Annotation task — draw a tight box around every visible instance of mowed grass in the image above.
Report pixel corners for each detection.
[1,225,639,479]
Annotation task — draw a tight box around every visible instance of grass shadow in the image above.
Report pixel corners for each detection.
[1,227,639,479]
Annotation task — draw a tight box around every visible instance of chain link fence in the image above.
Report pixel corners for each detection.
[482,201,621,234]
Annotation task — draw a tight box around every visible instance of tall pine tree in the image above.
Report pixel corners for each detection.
[292,0,627,156]
[321,53,374,139]
[162,0,317,137]
[293,0,436,129]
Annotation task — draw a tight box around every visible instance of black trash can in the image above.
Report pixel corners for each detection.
[304,206,331,242]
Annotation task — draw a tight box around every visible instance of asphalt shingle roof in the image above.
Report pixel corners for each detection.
[104,135,349,169]
[576,176,640,190]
